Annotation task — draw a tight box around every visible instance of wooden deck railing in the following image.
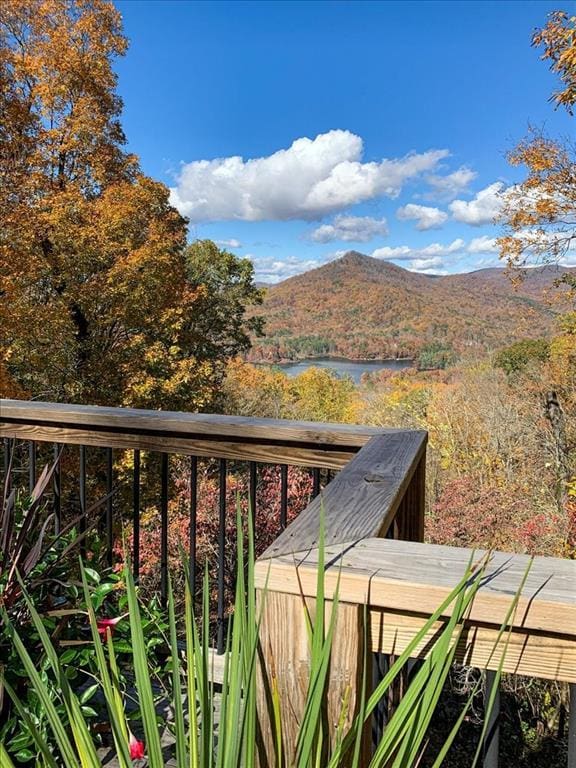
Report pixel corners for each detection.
[1,398,574,767]
[254,465,576,768]
[0,398,424,652]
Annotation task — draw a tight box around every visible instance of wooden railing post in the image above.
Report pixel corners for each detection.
[391,452,426,543]
[256,587,368,768]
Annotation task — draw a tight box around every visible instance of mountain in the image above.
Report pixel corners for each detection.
[248,251,574,363]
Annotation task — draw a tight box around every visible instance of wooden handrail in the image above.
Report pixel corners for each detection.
[255,537,576,766]
[255,538,576,655]
[0,398,393,469]
[260,430,427,558]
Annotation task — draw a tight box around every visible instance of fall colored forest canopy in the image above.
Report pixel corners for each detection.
[247,251,574,365]
[0,0,262,410]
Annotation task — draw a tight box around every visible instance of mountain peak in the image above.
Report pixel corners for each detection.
[249,254,569,363]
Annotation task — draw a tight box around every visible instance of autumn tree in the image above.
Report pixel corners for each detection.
[496,9,576,519]
[0,0,261,409]
[497,131,576,270]
[533,10,576,114]
[498,11,575,270]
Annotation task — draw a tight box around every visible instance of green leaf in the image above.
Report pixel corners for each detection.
[79,683,99,705]
[83,567,100,584]
[59,649,78,665]
[7,734,32,752]
[111,640,133,654]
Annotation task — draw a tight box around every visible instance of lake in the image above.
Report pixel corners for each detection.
[271,357,414,384]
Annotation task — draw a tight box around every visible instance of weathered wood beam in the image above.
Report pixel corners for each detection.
[0,398,384,447]
[256,591,369,768]
[0,422,356,469]
[260,430,427,558]
[255,538,576,683]
[0,398,398,469]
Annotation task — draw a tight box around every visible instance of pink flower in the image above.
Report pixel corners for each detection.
[129,732,145,760]
[96,616,123,640]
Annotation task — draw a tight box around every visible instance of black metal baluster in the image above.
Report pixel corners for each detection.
[567,683,575,767]
[3,438,11,494]
[249,461,257,536]
[327,469,334,484]
[132,450,140,580]
[106,447,113,569]
[312,467,321,498]
[160,453,169,606]
[372,652,389,748]
[79,446,86,558]
[482,670,500,768]
[28,441,36,493]
[189,455,198,595]
[280,464,288,531]
[217,458,227,654]
[53,443,61,534]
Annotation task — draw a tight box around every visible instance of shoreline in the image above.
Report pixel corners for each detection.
[249,356,415,366]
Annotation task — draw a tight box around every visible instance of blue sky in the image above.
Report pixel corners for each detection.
[115,0,573,282]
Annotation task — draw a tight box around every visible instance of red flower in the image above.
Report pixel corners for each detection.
[129,732,145,760]
[96,616,123,640]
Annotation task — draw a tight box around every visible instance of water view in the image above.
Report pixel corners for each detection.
[274,357,413,383]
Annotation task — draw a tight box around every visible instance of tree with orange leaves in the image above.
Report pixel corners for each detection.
[533,10,576,115]
[498,11,575,272]
[0,0,261,408]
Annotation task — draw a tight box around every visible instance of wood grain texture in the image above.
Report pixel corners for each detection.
[260,431,427,559]
[0,422,354,469]
[256,590,368,768]
[391,454,425,543]
[255,538,576,638]
[0,398,384,447]
[369,609,576,683]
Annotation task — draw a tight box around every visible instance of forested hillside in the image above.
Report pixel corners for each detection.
[248,251,574,364]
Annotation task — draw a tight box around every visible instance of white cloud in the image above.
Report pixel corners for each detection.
[396,203,448,231]
[248,254,322,284]
[309,215,388,243]
[467,235,499,253]
[215,238,242,248]
[426,166,477,199]
[169,130,450,222]
[414,257,443,269]
[449,182,505,225]
[408,256,446,272]
[371,238,465,261]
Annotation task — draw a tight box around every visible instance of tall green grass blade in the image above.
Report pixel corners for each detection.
[470,557,533,768]
[295,507,343,768]
[371,559,482,768]
[14,574,102,768]
[3,613,79,767]
[0,675,59,768]
[0,741,16,768]
[394,569,476,767]
[241,499,258,768]
[80,563,132,768]
[429,557,533,768]
[124,565,164,766]
[184,570,199,768]
[200,565,213,768]
[167,572,188,768]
